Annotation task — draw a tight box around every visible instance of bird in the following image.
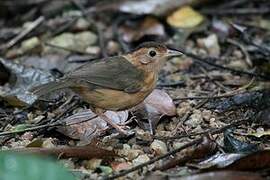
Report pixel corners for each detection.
[31,42,182,135]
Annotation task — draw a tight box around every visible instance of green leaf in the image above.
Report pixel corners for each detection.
[12,124,31,131]
[98,165,112,175]
[0,153,75,180]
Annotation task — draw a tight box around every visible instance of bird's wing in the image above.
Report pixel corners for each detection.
[65,56,145,93]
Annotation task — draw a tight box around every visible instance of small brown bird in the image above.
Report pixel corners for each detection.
[31,42,182,134]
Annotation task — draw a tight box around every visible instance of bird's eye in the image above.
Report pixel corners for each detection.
[149,50,156,57]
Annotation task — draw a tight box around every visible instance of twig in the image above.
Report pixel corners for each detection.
[227,38,252,67]
[105,117,251,179]
[44,42,95,55]
[0,113,98,137]
[217,0,249,9]
[176,49,270,80]
[201,7,270,15]
[173,78,254,102]
[199,66,230,92]
[5,16,44,50]
[6,145,116,159]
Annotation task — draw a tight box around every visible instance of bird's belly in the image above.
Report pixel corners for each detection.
[82,88,151,111]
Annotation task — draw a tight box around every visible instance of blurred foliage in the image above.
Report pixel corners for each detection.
[0,153,75,180]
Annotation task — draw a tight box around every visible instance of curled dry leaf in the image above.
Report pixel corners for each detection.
[57,109,128,141]
[132,89,176,134]
[223,130,259,153]
[144,89,176,116]
[0,58,55,106]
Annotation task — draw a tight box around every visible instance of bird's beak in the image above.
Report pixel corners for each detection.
[166,49,183,57]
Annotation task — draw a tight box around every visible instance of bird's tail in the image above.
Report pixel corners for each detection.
[30,80,69,97]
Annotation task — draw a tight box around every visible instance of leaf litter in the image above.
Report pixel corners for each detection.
[0,0,270,179]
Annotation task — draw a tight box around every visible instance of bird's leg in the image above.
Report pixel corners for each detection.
[94,108,128,135]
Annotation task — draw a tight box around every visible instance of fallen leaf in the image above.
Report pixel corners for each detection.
[132,89,176,134]
[223,130,259,153]
[0,58,55,106]
[166,6,207,45]
[97,165,113,175]
[57,109,128,141]
[167,6,204,28]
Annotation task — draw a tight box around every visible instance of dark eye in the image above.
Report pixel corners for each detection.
[149,50,156,57]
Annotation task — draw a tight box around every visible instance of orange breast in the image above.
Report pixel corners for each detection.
[76,72,157,111]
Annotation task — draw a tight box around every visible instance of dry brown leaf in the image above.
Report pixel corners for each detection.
[167,6,204,28]
[57,109,128,141]
[144,89,176,116]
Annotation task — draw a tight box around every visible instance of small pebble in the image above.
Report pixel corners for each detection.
[150,140,168,155]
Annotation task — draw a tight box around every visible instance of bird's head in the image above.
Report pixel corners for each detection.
[125,42,183,72]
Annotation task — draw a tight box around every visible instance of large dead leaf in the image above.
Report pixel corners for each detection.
[132,89,176,134]
[0,58,55,106]
[57,109,129,141]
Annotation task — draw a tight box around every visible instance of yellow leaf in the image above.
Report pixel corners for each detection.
[167,6,204,28]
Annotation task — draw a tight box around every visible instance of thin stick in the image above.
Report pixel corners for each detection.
[44,42,95,55]
[0,114,98,137]
[177,50,269,80]
[173,78,254,101]
[201,7,270,15]
[5,16,44,49]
